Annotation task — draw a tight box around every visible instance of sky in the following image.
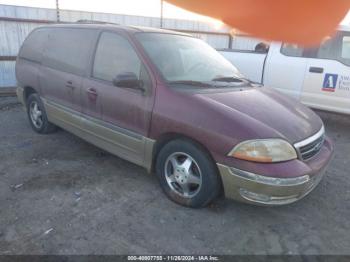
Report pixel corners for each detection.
[0,0,349,25]
[0,0,213,21]
[342,11,350,24]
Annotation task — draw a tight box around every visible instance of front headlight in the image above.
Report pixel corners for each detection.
[228,139,297,163]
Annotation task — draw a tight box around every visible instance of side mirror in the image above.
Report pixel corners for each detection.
[113,72,144,92]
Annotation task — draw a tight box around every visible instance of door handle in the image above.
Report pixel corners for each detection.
[87,88,98,95]
[65,80,76,89]
[87,88,98,100]
[309,67,324,73]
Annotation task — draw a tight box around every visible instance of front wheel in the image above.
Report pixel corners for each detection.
[156,139,221,208]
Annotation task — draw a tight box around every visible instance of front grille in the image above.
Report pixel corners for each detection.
[294,126,325,161]
[299,135,324,160]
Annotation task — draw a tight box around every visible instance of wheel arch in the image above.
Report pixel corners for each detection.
[23,86,38,105]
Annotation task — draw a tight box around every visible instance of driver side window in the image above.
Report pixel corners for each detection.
[93,32,141,82]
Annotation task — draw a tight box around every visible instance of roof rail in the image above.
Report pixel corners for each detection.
[76,19,119,25]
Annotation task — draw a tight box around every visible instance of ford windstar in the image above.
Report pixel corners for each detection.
[16,23,334,207]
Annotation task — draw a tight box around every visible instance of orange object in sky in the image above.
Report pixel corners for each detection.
[167,0,350,46]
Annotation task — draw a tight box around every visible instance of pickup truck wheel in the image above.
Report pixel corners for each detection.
[26,94,57,134]
[156,139,221,208]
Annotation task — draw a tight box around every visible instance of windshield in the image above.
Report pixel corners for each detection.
[135,33,242,83]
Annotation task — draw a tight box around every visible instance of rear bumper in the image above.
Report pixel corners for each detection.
[217,163,327,206]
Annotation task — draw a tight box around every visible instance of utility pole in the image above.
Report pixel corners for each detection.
[160,0,163,28]
[56,0,60,22]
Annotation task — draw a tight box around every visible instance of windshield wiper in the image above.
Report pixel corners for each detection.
[212,76,260,85]
[168,80,213,87]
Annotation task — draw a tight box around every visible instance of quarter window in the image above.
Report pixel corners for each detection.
[93,32,141,82]
[19,29,49,63]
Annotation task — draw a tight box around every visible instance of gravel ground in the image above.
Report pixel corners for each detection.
[0,96,349,255]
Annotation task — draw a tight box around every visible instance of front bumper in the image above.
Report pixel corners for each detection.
[217,135,333,206]
[217,163,327,206]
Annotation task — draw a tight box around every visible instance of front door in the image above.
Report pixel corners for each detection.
[82,31,155,165]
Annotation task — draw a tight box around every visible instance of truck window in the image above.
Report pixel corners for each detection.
[281,32,350,66]
[281,44,304,57]
[316,36,338,60]
[92,32,141,82]
[43,28,96,76]
[281,43,317,58]
[19,29,49,63]
[340,35,350,65]
[316,32,350,66]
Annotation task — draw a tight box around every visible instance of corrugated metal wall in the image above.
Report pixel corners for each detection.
[231,36,263,51]
[0,61,15,87]
[0,19,44,88]
[0,4,258,88]
[0,20,43,56]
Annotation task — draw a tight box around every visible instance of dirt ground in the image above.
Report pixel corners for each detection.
[0,96,349,255]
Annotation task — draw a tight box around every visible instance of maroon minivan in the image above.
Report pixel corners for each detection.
[16,23,334,207]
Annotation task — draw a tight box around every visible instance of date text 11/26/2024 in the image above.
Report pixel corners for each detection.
[127,256,219,261]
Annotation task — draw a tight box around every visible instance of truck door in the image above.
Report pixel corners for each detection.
[263,42,309,100]
[300,31,350,115]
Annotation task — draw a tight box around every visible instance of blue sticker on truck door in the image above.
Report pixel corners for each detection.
[322,73,338,92]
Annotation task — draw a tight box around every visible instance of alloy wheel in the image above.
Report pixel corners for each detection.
[29,101,43,129]
[164,152,202,198]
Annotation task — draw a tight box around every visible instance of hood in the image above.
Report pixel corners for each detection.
[194,87,323,143]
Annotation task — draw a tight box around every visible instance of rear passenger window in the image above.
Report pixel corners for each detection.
[43,28,96,76]
[93,32,141,82]
[19,29,49,62]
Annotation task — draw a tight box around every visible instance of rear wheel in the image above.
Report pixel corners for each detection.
[26,94,57,134]
[156,139,221,208]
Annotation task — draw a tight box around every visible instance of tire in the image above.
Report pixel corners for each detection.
[26,93,57,134]
[156,139,221,208]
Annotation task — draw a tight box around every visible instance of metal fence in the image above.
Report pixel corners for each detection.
[0,4,258,89]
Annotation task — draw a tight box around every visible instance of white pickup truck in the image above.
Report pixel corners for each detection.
[219,25,350,115]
